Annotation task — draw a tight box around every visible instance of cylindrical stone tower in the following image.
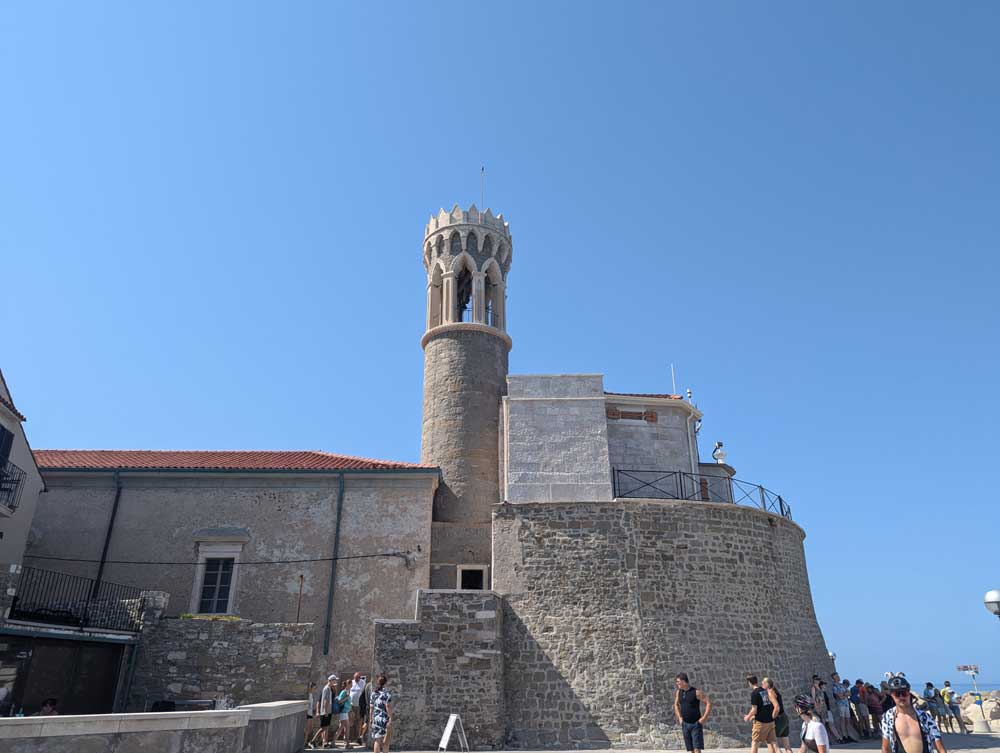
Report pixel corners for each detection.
[420,204,512,589]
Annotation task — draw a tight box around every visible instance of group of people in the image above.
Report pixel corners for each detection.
[797,674,950,753]
[806,672,970,744]
[673,671,965,753]
[305,672,393,752]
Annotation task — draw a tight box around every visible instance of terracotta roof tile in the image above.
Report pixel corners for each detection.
[0,394,25,422]
[604,391,683,400]
[34,449,436,472]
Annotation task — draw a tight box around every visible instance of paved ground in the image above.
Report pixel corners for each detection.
[399,731,1000,753]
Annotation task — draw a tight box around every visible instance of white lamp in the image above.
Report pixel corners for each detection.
[985,589,1000,618]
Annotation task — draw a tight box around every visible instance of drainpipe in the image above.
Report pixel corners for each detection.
[92,470,123,598]
[322,472,346,655]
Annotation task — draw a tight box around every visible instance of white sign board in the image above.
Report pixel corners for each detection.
[438,713,470,752]
[957,664,980,674]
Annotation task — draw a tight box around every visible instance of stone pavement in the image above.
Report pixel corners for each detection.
[402,731,1000,753]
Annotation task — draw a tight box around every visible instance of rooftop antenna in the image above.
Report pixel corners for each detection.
[480,165,486,213]
[671,364,677,395]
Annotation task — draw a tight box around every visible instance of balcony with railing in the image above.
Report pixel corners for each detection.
[612,468,792,519]
[0,460,26,513]
[7,567,146,633]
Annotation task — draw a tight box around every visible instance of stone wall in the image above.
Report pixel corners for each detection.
[373,590,505,750]
[422,328,509,571]
[28,471,434,677]
[0,708,248,753]
[501,375,613,503]
[128,617,314,711]
[493,499,833,748]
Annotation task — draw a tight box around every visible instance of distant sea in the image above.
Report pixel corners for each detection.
[952,683,1000,693]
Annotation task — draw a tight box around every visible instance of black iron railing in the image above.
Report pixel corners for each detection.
[612,468,792,519]
[8,567,146,633]
[0,460,26,513]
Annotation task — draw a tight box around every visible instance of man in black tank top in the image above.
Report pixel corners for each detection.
[675,673,713,753]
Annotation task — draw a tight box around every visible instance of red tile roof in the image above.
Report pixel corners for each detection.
[34,450,436,472]
[0,394,25,421]
[605,391,683,400]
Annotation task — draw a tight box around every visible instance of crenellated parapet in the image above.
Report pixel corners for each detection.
[422,203,512,279]
[422,203,512,335]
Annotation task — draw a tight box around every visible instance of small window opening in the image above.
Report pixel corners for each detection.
[459,567,485,590]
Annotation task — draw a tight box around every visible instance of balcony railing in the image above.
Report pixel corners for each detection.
[0,460,26,513]
[8,567,146,633]
[612,468,792,519]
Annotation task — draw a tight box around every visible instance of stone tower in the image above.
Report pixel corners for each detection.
[420,204,512,589]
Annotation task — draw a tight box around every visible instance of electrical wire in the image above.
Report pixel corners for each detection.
[22,550,414,567]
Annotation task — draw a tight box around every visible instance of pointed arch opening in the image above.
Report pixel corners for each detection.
[454,255,475,323]
[483,259,504,329]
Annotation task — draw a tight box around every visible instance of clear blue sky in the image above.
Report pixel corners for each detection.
[3,1,999,688]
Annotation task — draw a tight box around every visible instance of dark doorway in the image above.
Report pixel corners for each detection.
[8,637,124,715]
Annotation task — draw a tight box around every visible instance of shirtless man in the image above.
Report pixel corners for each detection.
[880,675,946,753]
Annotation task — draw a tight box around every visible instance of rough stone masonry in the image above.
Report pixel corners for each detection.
[129,615,314,711]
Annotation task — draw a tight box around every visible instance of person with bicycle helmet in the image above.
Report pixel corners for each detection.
[794,695,829,753]
[880,674,946,753]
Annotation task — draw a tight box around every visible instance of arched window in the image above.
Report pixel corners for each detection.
[466,232,479,257]
[483,260,503,329]
[450,232,462,257]
[455,261,474,322]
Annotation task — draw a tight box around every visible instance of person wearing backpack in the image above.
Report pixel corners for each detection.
[334,678,353,749]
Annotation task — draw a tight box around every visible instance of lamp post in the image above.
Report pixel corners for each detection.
[985,590,1000,621]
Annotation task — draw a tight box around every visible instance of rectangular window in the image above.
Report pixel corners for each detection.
[457,565,487,590]
[198,558,234,613]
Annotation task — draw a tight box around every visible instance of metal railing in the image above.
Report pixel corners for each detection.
[8,567,146,633]
[0,460,26,513]
[612,468,792,519]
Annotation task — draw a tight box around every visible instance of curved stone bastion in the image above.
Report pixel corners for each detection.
[492,498,834,749]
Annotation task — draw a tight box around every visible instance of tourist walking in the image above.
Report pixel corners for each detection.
[305,681,318,749]
[881,675,946,753]
[940,682,968,734]
[794,694,829,753]
[310,674,339,749]
[763,678,792,753]
[349,673,367,744]
[674,672,713,753]
[744,675,780,753]
[335,679,353,749]
[371,674,393,753]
